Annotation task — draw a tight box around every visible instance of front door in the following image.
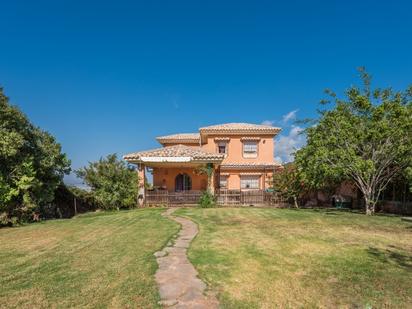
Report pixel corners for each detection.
[175,173,192,192]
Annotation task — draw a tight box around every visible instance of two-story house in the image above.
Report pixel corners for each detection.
[123,123,281,204]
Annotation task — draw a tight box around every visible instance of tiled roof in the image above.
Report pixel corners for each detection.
[240,137,261,141]
[156,133,200,144]
[156,123,281,145]
[220,161,282,169]
[200,123,281,133]
[123,144,224,162]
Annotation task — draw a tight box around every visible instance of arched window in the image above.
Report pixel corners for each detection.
[175,173,192,192]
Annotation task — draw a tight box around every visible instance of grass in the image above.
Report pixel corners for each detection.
[0,208,179,309]
[1,207,411,308]
[175,207,412,308]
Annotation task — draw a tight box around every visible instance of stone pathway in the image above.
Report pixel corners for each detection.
[154,208,219,309]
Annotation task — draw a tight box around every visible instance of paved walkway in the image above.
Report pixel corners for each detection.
[154,208,219,309]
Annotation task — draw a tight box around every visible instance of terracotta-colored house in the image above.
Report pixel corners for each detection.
[123,123,282,205]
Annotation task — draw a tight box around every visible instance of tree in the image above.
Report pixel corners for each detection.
[295,69,412,215]
[76,154,139,209]
[0,87,71,224]
[272,164,305,208]
[406,167,412,192]
[194,163,214,191]
[194,163,216,208]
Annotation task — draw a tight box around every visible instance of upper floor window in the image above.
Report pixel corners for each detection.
[217,141,228,154]
[243,141,258,158]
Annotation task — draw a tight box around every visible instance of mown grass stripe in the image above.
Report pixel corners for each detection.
[176,207,412,308]
[0,208,179,308]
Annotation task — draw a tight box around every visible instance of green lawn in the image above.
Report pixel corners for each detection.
[175,208,412,308]
[0,209,179,309]
[1,208,411,308]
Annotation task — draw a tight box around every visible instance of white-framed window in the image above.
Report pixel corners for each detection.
[219,175,228,189]
[240,175,260,189]
[243,141,258,158]
[217,141,228,154]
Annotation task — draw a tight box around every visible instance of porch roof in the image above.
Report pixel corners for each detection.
[123,144,224,164]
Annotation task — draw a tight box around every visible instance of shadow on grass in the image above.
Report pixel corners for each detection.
[298,207,408,218]
[367,247,412,270]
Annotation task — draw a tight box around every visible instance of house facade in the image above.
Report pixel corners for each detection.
[123,123,282,205]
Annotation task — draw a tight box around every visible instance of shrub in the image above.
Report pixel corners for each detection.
[198,190,216,208]
[0,88,71,225]
[76,154,138,210]
[40,185,97,219]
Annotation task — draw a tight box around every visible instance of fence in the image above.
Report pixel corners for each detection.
[377,200,412,215]
[145,190,203,206]
[216,190,287,206]
[145,189,288,207]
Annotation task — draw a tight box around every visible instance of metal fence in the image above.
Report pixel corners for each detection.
[216,189,287,206]
[145,190,288,207]
[145,190,203,206]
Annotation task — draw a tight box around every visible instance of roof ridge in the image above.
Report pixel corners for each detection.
[199,122,282,131]
[156,133,201,144]
[157,132,200,137]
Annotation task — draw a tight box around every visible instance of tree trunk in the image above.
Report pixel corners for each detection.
[293,196,299,209]
[364,196,376,215]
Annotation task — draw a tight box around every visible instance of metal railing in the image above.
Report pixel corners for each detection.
[145,190,203,206]
[145,189,288,207]
[216,189,287,206]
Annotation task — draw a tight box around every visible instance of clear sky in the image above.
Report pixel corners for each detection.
[1,0,411,186]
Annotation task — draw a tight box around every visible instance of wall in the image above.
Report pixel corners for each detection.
[152,167,273,191]
[221,170,273,190]
[153,167,208,191]
[202,134,275,164]
[155,133,277,191]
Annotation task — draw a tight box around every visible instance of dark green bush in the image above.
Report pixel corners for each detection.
[0,88,71,225]
[76,154,139,210]
[198,190,216,208]
[41,185,97,219]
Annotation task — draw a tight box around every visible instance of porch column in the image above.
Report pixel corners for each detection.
[209,164,216,195]
[137,163,145,207]
[263,168,266,190]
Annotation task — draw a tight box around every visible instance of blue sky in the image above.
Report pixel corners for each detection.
[1,0,411,186]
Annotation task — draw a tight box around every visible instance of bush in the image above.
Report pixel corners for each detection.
[0,88,71,225]
[198,190,216,208]
[76,154,138,210]
[40,185,97,219]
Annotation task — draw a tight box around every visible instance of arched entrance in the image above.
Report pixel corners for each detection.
[175,173,192,192]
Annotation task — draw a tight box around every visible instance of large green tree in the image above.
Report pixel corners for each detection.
[0,88,71,224]
[76,154,139,209]
[295,69,412,215]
